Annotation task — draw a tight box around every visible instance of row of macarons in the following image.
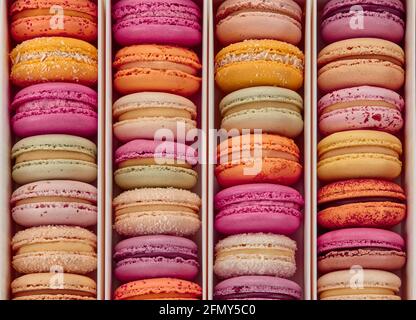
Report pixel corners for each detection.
[211,0,306,300]
[316,0,407,300]
[8,0,100,300]
[110,0,205,301]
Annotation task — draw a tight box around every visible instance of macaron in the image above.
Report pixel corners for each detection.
[11,83,98,138]
[113,92,197,142]
[318,228,406,274]
[114,139,198,190]
[11,180,97,227]
[215,134,302,188]
[215,40,304,93]
[113,187,201,237]
[219,86,304,138]
[10,0,98,42]
[214,233,297,279]
[318,269,401,300]
[113,45,202,96]
[214,183,304,235]
[10,37,98,87]
[318,38,405,92]
[114,278,202,300]
[11,134,97,185]
[114,235,199,282]
[214,276,302,300]
[112,0,202,47]
[12,225,97,274]
[318,179,406,229]
[321,0,405,44]
[318,86,404,136]
[216,0,303,46]
[12,273,97,300]
[317,130,402,182]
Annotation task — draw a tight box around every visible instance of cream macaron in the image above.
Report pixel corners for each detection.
[11,134,97,185]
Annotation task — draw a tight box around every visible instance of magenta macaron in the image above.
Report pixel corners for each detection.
[214,276,302,300]
[214,183,304,236]
[318,86,404,136]
[11,82,98,138]
[317,228,406,274]
[321,0,405,44]
[11,180,97,227]
[112,0,202,46]
[114,235,199,282]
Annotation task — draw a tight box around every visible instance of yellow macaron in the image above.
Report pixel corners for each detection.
[318,130,402,182]
[215,39,304,93]
[10,37,98,87]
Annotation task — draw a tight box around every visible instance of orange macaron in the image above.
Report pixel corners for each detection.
[10,0,98,42]
[114,278,202,300]
[215,133,302,188]
[113,45,202,97]
[318,179,406,229]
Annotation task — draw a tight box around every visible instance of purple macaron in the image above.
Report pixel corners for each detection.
[214,276,302,300]
[11,82,98,138]
[214,184,304,235]
[114,235,199,282]
[321,0,405,44]
[112,0,202,46]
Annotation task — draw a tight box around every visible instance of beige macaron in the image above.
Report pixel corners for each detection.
[12,225,97,274]
[11,273,96,300]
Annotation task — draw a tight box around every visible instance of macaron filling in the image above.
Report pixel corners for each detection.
[12,9,96,21]
[318,195,405,210]
[12,51,96,64]
[216,0,302,23]
[215,51,304,71]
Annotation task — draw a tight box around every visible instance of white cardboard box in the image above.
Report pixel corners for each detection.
[104,0,209,300]
[312,0,416,300]
[0,0,106,300]
[207,0,313,300]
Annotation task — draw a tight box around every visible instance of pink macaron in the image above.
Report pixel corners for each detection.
[11,180,97,227]
[318,228,406,274]
[214,276,302,300]
[318,86,404,136]
[11,82,98,138]
[112,0,202,46]
[321,0,405,44]
[113,235,199,282]
[214,184,304,235]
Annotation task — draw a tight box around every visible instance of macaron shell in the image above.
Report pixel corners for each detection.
[115,211,201,237]
[114,166,198,190]
[221,108,304,138]
[215,206,301,235]
[215,158,302,188]
[319,106,403,135]
[318,202,406,229]
[216,0,302,45]
[12,202,97,227]
[112,0,202,46]
[12,160,97,185]
[214,276,302,300]
[113,118,196,142]
[114,278,202,300]
[10,0,98,42]
[114,68,201,97]
[318,154,402,181]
